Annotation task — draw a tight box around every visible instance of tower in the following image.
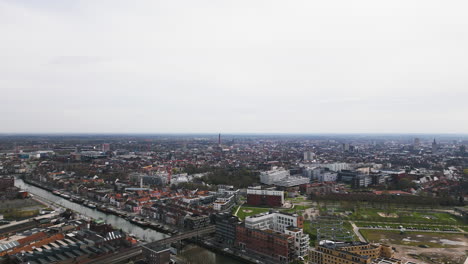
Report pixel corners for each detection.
[432,139,438,154]
[218,133,221,146]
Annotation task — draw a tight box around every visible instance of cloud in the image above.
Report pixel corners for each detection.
[1,0,468,133]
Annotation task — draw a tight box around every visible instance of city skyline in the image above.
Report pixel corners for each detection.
[2,0,468,134]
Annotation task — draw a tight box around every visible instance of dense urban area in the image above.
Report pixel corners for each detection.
[0,134,467,264]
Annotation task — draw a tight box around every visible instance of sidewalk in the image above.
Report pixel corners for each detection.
[350,221,366,242]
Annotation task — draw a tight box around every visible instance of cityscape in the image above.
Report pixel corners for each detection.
[2,0,468,263]
[0,134,467,264]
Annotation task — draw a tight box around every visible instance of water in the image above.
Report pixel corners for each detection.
[15,178,243,264]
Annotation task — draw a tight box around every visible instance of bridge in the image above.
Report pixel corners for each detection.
[92,226,215,264]
[144,225,215,247]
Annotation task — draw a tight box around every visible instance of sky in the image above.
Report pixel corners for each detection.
[1,0,468,134]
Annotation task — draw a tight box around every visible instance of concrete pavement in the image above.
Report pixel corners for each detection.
[350,221,366,242]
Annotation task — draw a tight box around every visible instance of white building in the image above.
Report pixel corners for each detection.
[245,211,309,257]
[259,167,290,185]
[318,172,337,182]
[273,176,310,187]
[302,167,323,181]
[285,227,310,257]
[306,163,350,172]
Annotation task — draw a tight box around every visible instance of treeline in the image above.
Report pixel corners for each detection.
[312,193,461,206]
[202,168,259,188]
[183,165,259,188]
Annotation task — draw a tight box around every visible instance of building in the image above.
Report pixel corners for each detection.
[273,176,310,188]
[244,211,303,232]
[338,170,358,183]
[246,188,284,207]
[305,163,350,172]
[213,213,240,245]
[142,245,171,264]
[129,172,168,186]
[318,172,337,182]
[244,211,309,257]
[353,175,372,188]
[184,214,210,230]
[213,194,235,211]
[300,182,336,196]
[260,167,290,185]
[0,177,14,192]
[303,167,323,181]
[102,143,111,152]
[285,227,310,257]
[236,225,294,264]
[432,139,438,154]
[303,151,315,162]
[309,241,396,264]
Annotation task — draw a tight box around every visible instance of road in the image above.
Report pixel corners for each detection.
[91,247,142,264]
[0,211,59,232]
[350,221,366,242]
[358,226,465,234]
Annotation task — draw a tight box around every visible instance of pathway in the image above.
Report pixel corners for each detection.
[350,221,366,242]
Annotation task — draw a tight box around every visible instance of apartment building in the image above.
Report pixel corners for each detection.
[244,211,309,257]
[246,188,284,207]
[309,241,396,264]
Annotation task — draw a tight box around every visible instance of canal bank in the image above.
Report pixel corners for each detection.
[14,178,243,264]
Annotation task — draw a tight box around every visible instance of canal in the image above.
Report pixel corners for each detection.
[15,178,243,264]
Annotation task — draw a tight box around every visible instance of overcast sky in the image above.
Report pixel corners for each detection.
[1,0,468,134]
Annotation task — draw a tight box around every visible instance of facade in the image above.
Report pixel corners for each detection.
[309,241,396,264]
[353,175,372,188]
[102,143,111,152]
[142,245,171,264]
[303,167,323,181]
[213,195,235,211]
[300,182,336,196]
[303,151,315,162]
[273,176,310,187]
[236,225,294,264]
[0,177,14,192]
[318,172,337,182]
[260,167,290,185]
[214,213,240,245]
[184,214,210,230]
[246,189,284,207]
[432,139,438,154]
[307,163,350,172]
[244,211,308,257]
[285,227,310,257]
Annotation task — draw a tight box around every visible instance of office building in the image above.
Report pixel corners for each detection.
[309,241,396,264]
[246,189,284,207]
[260,167,290,185]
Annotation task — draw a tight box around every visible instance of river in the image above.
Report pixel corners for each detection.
[15,178,243,264]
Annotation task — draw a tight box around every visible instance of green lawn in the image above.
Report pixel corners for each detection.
[355,222,463,232]
[280,205,310,215]
[236,206,271,220]
[349,208,464,225]
[303,220,355,246]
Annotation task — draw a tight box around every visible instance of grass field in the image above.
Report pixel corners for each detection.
[360,229,467,248]
[355,222,462,232]
[235,206,271,220]
[349,208,464,225]
[280,205,310,214]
